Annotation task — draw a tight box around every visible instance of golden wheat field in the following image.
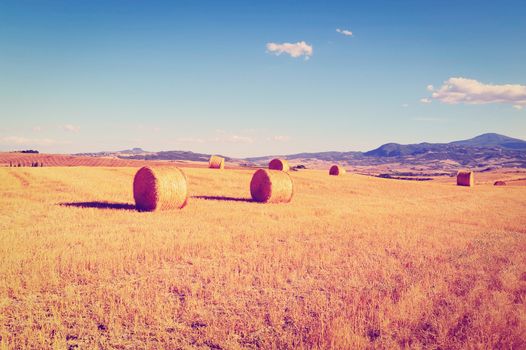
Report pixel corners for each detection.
[1,166,525,349]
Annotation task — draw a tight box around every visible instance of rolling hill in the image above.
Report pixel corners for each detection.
[250,133,526,170]
[3,133,525,171]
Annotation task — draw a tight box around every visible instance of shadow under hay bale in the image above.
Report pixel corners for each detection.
[329,165,346,176]
[494,181,506,186]
[456,170,474,187]
[250,169,293,203]
[60,201,136,210]
[133,166,188,212]
[268,158,289,172]
[209,155,225,169]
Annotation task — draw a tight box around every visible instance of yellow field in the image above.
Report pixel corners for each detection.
[1,167,525,349]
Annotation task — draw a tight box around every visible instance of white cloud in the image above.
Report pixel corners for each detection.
[61,124,80,133]
[427,77,526,107]
[213,130,254,144]
[227,135,254,143]
[426,85,434,92]
[420,98,432,104]
[513,105,524,110]
[269,135,290,142]
[0,136,68,146]
[336,28,353,37]
[266,41,313,59]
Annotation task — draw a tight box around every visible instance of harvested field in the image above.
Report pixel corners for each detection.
[0,167,525,349]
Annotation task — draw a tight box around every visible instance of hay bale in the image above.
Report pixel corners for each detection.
[250,169,293,203]
[209,155,225,169]
[133,166,188,211]
[456,170,474,187]
[268,158,289,172]
[494,181,506,186]
[329,165,346,176]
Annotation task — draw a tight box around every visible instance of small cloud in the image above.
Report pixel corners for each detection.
[269,135,290,142]
[426,85,434,92]
[426,77,526,107]
[228,135,254,143]
[401,103,409,108]
[513,105,523,110]
[61,124,80,133]
[420,98,432,104]
[336,28,353,37]
[0,136,69,146]
[213,130,254,144]
[266,41,313,59]
[32,126,42,132]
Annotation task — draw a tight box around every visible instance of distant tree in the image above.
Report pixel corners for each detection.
[9,161,12,167]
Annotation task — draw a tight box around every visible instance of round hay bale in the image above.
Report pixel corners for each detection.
[268,158,289,172]
[209,155,225,169]
[133,166,188,211]
[456,170,474,187]
[494,181,506,186]
[250,169,293,203]
[329,165,346,176]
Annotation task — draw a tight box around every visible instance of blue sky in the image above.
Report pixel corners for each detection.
[1,0,525,157]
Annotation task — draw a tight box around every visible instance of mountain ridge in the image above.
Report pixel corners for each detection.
[76,133,526,170]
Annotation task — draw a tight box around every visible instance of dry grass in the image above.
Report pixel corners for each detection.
[0,166,525,349]
[0,153,198,168]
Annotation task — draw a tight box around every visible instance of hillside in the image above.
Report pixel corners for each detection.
[77,149,222,163]
[247,134,526,171]
[3,133,526,172]
[0,153,210,168]
[450,133,526,149]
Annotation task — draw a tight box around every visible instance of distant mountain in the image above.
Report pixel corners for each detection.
[76,149,229,163]
[77,133,526,170]
[247,151,361,163]
[125,150,222,162]
[365,133,526,158]
[75,148,149,157]
[250,133,526,170]
[363,142,444,157]
[123,147,148,154]
[450,133,526,149]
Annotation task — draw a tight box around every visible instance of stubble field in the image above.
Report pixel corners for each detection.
[0,166,525,349]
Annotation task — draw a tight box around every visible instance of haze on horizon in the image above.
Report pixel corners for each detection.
[1,0,525,158]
